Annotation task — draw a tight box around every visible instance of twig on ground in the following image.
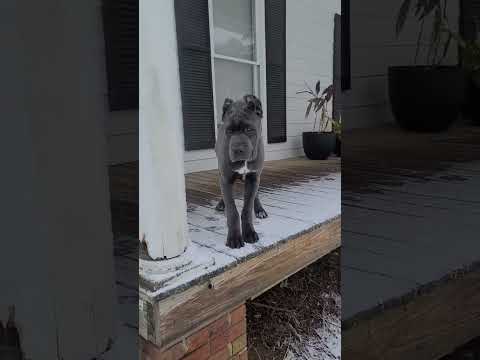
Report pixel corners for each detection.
[287,322,302,342]
[250,302,293,313]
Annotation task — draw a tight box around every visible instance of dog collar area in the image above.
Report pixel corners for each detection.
[233,161,257,181]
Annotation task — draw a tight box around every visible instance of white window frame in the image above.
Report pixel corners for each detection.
[184,0,267,171]
[208,0,268,141]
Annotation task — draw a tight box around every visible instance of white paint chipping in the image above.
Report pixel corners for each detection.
[1,1,116,358]
[139,0,189,259]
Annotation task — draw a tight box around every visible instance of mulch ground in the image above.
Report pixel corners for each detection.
[246,249,341,360]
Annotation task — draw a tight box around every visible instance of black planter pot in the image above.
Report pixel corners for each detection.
[302,132,336,160]
[388,66,467,131]
[335,136,341,157]
[464,71,480,124]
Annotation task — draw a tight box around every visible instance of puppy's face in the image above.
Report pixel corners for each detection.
[221,95,263,163]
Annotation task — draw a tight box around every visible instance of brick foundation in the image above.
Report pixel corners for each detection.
[141,304,248,360]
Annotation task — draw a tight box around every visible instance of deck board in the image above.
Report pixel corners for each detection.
[108,156,341,300]
[120,157,342,347]
[342,124,480,357]
[138,157,341,300]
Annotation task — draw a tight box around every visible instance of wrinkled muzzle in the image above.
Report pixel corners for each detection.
[229,134,253,162]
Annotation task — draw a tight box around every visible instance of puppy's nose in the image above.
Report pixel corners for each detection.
[233,148,245,156]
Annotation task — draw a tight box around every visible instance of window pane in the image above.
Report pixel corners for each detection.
[214,59,254,123]
[213,0,255,61]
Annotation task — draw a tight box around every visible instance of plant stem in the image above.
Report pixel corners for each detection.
[414,18,425,65]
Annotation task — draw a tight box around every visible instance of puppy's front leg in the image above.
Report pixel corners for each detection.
[221,177,243,248]
[242,173,260,243]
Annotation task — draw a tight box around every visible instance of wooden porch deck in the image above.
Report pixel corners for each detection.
[111,157,341,348]
[342,124,480,359]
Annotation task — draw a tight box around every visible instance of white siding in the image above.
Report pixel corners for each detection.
[107,1,341,171]
[106,111,138,164]
[338,1,460,130]
[184,0,341,173]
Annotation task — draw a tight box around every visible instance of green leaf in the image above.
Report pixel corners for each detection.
[315,80,321,95]
[314,98,326,113]
[396,0,412,37]
[305,101,313,118]
[415,0,428,17]
[419,0,438,20]
[440,32,452,63]
[322,84,333,96]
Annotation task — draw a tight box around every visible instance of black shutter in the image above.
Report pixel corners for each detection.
[341,0,351,91]
[102,0,138,111]
[265,0,287,144]
[461,0,480,41]
[333,14,342,120]
[174,0,216,151]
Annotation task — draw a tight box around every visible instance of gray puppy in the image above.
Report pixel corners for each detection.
[215,95,268,249]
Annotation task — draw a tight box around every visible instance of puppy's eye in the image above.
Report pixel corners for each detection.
[245,127,255,133]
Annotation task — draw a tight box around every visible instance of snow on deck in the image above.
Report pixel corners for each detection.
[140,170,341,300]
[342,125,480,322]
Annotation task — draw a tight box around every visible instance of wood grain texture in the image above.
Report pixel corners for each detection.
[342,125,480,359]
[144,217,341,349]
[343,270,480,360]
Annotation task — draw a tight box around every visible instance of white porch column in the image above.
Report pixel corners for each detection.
[1,0,115,358]
[140,0,190,259]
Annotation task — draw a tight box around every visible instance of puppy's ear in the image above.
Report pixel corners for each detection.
[222,98,234,119]
[244,94,263,118]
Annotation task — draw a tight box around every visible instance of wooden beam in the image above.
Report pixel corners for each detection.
[343,269,480,360]
[140,216,341,348]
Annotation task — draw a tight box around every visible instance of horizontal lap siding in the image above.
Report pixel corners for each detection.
[283,0,340,141]
[102,0,139,164]
[102,0,138,111]
[337,1,459,130]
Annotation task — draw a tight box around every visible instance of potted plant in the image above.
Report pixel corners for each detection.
[332,115,342,156]
[298,81,337,160]
[456,36,480,122]
[390,0,468,131]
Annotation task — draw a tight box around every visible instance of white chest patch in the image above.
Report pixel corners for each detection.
[234,161,256,177]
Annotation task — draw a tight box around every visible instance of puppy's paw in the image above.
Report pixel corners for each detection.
[243,226,259,244]
[226,229,244,248]
[255,208,268,219]
[215,199,225,212]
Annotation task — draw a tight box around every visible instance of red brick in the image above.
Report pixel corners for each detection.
[186,328,209,353]
[209,346,231,360]
[208,315,229,337]
[142,341,164,360]
[228,320,246,343]
[238,349,248,360]
[210,332,229,354]
[230,304,246,325]
[183,343,210,360]
[168,341,187,360]
[231,334,247,355]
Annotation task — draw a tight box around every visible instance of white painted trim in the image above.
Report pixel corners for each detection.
[184,0,268,173]
[213,52,259,65]
[140,0,190,259]
[256,0,268,145]
[207,0,219,140]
